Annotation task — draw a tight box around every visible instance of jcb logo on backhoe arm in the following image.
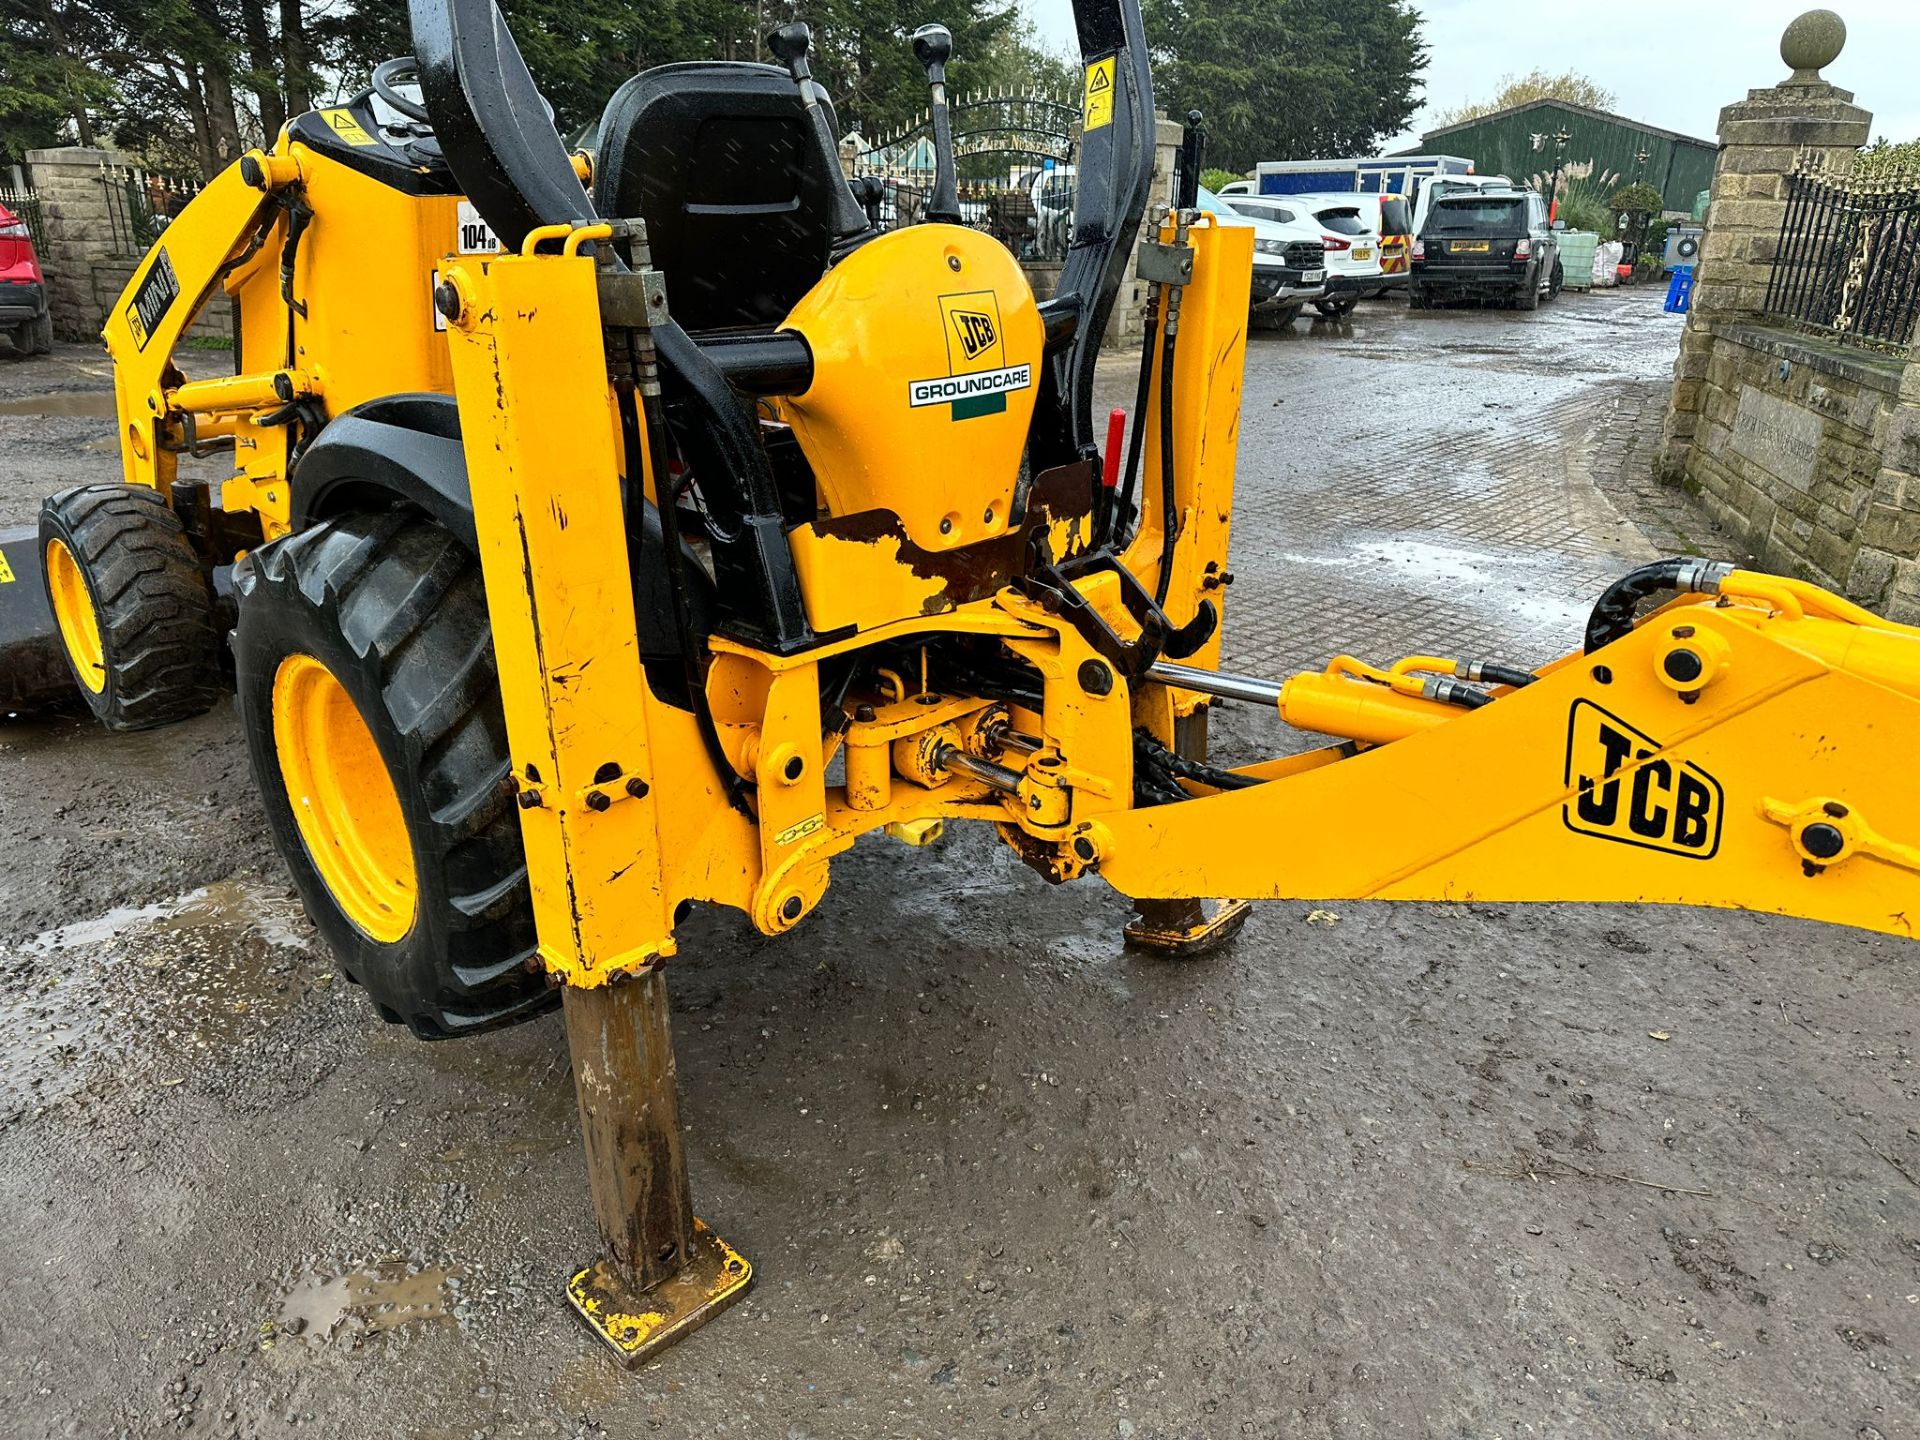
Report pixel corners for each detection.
[1562,700,1722,859]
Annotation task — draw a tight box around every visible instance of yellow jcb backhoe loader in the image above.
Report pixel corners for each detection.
[27,0,1920,1366]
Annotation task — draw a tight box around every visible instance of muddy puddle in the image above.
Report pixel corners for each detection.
[275,1261,462,1347]
[0,391,116,418]
[0,878,318,1112]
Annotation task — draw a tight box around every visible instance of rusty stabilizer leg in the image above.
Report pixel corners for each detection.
[562,969,751,1365]
[1124,709,1252,956]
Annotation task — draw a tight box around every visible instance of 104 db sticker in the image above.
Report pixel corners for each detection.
[1562,699,1723,859]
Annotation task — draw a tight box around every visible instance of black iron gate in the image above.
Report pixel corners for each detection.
[852,91,1078,261]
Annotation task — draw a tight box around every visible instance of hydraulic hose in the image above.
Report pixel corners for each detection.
[1584,558,1734,653]
[1109,295,1160,548]
[1132,727,1260,802]
[1153,302,1179,607]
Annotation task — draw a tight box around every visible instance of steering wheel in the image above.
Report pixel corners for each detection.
[372,57,433,124]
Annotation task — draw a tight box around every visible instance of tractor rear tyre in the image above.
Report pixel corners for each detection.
[38,483,222,730]
[231,511,553,1038]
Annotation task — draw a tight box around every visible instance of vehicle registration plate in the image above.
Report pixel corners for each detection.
[1353,247,1372,261]
[1452,240,1490,252]
[1303,269,1325,282]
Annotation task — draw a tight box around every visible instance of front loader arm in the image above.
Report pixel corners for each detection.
[105,157,287,495]
[1099,592,1920,943]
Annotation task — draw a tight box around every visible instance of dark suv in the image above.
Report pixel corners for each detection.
[1409,187,1561,311]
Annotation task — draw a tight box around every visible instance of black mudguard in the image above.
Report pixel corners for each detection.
[289,395,713,706]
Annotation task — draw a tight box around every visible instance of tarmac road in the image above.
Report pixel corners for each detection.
[0,289,1914,1438]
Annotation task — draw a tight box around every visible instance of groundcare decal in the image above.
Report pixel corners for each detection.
[907,291,1032,420]
[1561,699,1722,859]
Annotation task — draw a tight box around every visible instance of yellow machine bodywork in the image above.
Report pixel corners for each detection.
[98,116,1920,992]
[776,225,1044,553]
[423,215,1920,986]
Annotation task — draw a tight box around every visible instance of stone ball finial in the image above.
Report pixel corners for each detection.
[1781,9,1845,81]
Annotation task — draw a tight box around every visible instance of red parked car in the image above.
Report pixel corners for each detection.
[0,200,53,356]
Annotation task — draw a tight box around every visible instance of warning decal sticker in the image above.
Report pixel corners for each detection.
[1083,56,1116,132]
[317,108,378,147]
[0,546,15,584]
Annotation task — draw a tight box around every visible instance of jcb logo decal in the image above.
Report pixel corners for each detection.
[1562,700,1722,859]
[949,308,997,361]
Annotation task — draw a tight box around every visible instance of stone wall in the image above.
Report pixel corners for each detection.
[23,145,231,345]
[1654,13,1920,620]
[1679,323,1914,600]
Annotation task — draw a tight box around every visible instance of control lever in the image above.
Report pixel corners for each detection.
[767,21,873,252]
[909,23,963,225]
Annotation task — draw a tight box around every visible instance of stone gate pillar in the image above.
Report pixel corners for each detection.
[24,145,132,342]
[1656,11,1870,478]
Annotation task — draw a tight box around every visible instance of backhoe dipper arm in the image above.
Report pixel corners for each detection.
[1103,591,1920,945]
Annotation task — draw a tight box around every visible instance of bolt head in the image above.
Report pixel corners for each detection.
[1077,659,1114,696]
[1800,821,1845,860]
[517,789,541,810]
[625,776,650,799]
[433,279,463,324]
[1662,648,1705,684]
[585,791,611,812]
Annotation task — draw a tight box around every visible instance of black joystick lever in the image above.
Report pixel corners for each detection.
[910,23,963,225]
[768,21,873,253]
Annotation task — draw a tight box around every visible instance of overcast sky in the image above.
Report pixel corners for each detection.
[1027,0,1920,153]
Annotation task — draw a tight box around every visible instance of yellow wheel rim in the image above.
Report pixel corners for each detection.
[272,653,419,943]
[45,537,106,694]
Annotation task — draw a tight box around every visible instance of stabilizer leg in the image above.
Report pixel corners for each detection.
[562,972,751,1365]
[1124,708,1252,957]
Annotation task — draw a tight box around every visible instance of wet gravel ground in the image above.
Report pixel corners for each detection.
[0,290,1914,1439]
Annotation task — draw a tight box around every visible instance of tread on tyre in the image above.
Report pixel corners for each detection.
[232,510,552,1038]
[38,483,222,730]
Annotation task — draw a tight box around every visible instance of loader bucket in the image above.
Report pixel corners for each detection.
[0,523,76,715]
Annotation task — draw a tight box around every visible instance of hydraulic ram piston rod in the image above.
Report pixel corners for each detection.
[1145,661,1284,708]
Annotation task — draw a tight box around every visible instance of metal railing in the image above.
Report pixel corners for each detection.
[852,91,1079,262]
[102,164,205,258]
[0,185,46,253]
[1763,162,1920,353]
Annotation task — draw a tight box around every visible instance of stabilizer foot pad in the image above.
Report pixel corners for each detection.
[1125,897,1252,957]
[567,1219,752,1366]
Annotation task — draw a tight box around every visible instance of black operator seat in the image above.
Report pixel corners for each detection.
[592,62,851,333]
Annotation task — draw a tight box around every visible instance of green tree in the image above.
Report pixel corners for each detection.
[1431,69,1615,129]
[8,0,1066,177]
[1143,0,1427,174]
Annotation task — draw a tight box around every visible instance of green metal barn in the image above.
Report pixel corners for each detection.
[1403,99,1717,214]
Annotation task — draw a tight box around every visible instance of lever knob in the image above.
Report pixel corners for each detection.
[911,23,953,76]
[768,22,813,80]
